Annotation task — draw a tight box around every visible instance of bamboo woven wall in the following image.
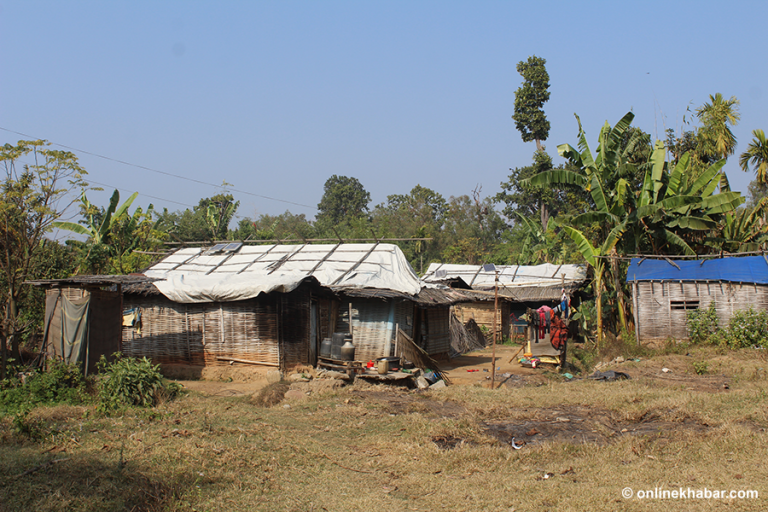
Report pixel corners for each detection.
[350,299,392,362]
[330,298,418,362]
[453,302,511,339]
[634,280,768,342]
[280,287,311,369]
[395,301,415,339]
[424,308,450,358]
[122,295,280,367]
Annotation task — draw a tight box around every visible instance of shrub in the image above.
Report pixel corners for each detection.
[692,360,709,375]
[0,361,90,415]
[96,354,182,412]
[687,302,719,344]
[717,308,768,350]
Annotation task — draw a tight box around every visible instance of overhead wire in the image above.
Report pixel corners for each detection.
[0,126,317,211]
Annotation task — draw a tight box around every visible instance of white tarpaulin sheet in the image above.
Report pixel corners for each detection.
[421,262,587,290]
[151,272,312,303]
[144,243,422,303]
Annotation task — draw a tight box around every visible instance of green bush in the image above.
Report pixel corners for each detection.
[0,361,90,415]
[692,360,709,375]
[715,308,768,350]
[687,302,719,344]
[96,354,182,412]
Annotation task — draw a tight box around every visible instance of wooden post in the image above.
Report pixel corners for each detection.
[394,323,399,359]
[632,279,640,346]
[491,270,499,389]
[349,302,354,340]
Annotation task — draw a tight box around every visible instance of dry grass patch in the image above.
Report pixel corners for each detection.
[1,350,767,511]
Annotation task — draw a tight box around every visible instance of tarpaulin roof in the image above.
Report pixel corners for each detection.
[143,243,422,303]
[421,262,587,300]
[626,256,768,284]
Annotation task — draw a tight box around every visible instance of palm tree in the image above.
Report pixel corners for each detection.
[696,93,740,163]
[739,129,768,184]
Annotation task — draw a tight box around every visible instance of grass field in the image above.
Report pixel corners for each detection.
[1,346,767,511]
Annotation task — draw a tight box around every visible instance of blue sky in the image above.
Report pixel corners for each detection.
[2,1,766,228]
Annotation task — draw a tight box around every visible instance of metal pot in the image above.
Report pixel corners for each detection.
[340,340,355,361]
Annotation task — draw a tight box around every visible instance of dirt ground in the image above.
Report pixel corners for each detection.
[168,344,538,396]
[167,343,750,397]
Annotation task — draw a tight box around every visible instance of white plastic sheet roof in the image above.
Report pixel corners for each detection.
[421,262,587,291]
[144,243,422,303]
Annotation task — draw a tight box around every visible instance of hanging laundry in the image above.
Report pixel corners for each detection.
[560,289,570,319]
[550,315,568,350]
[537,305,553,337]
[122,308,142,335]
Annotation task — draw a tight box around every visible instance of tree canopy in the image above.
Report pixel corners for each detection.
[315,175,371,228]
[512,55,551,150]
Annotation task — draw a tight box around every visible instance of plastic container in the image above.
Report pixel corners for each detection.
[377,359,389,375]
[331,332,348,360]
[320,338,332,358]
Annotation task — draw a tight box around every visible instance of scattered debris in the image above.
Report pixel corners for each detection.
[510,437,524,450]
[662,368,672,373]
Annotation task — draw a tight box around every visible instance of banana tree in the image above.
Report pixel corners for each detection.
[630,143,745,254]
[559,222,625,344]
[526,112,638,335]
[526,112,747,338]
[53,189,138,273]
[704,197,768,252]
[514,213,557,264]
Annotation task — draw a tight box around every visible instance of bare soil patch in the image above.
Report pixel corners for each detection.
[349,388,468,418]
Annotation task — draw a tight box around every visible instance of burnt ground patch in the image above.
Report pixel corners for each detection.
[484,404,712,446]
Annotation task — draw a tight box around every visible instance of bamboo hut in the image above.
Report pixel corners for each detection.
[121,243,462,371]
[26,275,155,374]
[627,256,768,344]
[421,263,588,341]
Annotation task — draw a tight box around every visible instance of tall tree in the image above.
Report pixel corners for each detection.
[511,55,552,228]
[740,129,768,184]
[512,55,551,151]
[371,185,448,271]
[442,191,506,266]
[696,93,740,163]
[0,140,88,378]
[315,175,371,228]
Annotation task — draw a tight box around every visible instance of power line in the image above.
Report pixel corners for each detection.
[11,158,249,223]
[0,126,317,211]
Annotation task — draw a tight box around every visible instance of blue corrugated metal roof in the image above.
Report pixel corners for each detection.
[626,256,768,284]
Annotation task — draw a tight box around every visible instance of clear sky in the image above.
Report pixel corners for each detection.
[2,1,766,228]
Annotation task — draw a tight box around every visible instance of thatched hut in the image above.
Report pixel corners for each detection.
[627,256,768,344]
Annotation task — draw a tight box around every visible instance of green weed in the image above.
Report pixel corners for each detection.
[96,353,183,413]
